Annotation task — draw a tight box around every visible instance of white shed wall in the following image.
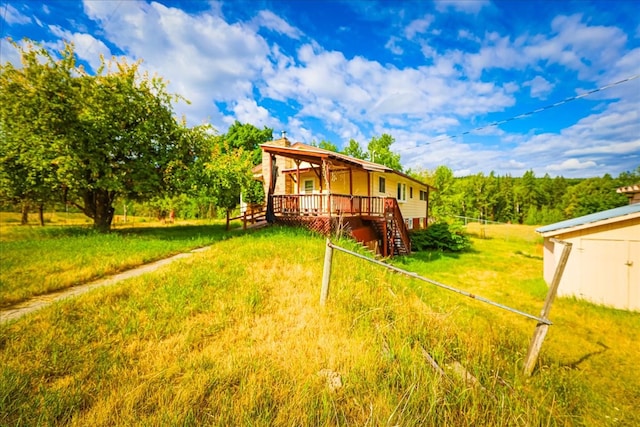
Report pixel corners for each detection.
[542,217,640,311]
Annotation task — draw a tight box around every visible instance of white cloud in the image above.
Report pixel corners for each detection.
[547,158,597,172]
[253,10,303,39]
[434,0,491,15]
[82,0,271,126]
[567,140,640,156]
[458,29,480,43]
[228,98,272,128]
[385,36,403,55]
[506,159,525,168]
[460,14,630,83]
[525,76,553,99]
[47,26,111,71]
[2,4,32,25]
[453,168,472,176]
[0,38,21,65]
[284,117,321,144]
[525,14,628,80]
[404,15,434,39]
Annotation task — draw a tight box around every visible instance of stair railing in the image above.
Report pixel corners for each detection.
[384,198,411,254]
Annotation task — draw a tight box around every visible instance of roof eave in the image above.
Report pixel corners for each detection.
[537,211,640,237]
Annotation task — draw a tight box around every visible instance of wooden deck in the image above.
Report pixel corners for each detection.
[270,194,412,257]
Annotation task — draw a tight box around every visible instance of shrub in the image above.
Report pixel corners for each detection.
[410,222,471,252]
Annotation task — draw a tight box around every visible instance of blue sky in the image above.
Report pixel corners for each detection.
[1,0,639,178]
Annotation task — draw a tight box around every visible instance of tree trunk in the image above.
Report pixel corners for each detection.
[20,201,29,225]
[79,189,116,232]
[38,203,45,226]
[226,209,230,230]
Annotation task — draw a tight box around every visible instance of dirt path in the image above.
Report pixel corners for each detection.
[0,246,212,324]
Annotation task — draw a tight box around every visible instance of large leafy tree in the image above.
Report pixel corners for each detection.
[0,40,77,225]
[224,121,273,166]
[221,121,273,206]
[342,138,367,160]
[0,40,204,232]
[367,133,403,171]
[562,174,628,218]
[430,165,460,221]
[318,140,338,152]
[205,140,254,229]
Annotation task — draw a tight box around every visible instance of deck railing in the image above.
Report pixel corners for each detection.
[272,194,387,217]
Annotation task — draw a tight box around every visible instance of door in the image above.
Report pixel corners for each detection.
[580,239,639,310]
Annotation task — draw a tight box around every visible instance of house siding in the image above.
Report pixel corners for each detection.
[377,173,428,221]
[326,169,370,196]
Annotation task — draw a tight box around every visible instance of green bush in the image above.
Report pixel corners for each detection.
[410,222,471,252]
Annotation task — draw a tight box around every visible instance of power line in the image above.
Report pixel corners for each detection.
[81,0,123,62]
[423,73,640,146]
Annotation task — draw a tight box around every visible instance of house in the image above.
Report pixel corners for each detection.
[254,135,434,257]
[617,183,640,204]
[536,203,640,311]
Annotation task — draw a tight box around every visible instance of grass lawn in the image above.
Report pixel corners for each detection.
[0,224,638,425]
[0,217,237,307]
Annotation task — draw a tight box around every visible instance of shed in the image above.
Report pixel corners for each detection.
[536,204,640,311]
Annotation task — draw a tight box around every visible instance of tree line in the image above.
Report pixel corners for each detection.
[416,166,639,225]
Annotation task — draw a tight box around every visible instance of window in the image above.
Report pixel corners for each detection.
[419,190,427,201]
[304,179,314,194]
[409,187,413,199]
[378,176,386,193]
[397,183,406,202]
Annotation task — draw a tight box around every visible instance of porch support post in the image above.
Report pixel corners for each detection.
[295,160,301,194]
[367,172,371,215]
[349,168,353,214]
[319,161,324,214]
[266,153,277,223]
[382,220,388,257]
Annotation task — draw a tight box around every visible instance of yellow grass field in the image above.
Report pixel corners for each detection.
[1,223,638,425]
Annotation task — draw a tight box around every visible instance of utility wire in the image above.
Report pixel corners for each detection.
[424,73,640,145]
[81,0,123,63]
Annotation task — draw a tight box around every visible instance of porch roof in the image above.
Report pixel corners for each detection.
[261,142,434,189]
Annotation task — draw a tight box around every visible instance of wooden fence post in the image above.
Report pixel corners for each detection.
[320,239,334,305]
[523,239,572,376]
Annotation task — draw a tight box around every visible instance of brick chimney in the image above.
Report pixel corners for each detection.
[261,131,292,199]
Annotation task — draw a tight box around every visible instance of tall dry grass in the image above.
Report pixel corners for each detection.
[1,224,638,426]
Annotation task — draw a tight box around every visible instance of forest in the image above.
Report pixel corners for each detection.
[416,166,639,225]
